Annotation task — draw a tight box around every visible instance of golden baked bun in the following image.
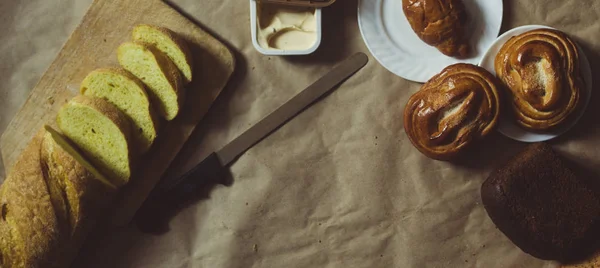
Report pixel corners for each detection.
[495,28,583,131]
[404,64,502,161]
[403,0,470,58]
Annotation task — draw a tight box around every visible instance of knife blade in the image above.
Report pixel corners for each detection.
[136,52,368,230]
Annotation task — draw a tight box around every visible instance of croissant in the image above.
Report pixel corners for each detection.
[494,28,583,131]
[402,0,470,57]
[0,127,117,268]
[403,64,502,161]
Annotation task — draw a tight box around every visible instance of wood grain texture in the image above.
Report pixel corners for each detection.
[0,0,235,226]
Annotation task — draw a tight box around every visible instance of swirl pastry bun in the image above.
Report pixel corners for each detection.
[495,28,584,131]
[404,64,502,161]
[403,0,470,58]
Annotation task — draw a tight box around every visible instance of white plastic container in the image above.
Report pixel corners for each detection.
[250,0,322,55]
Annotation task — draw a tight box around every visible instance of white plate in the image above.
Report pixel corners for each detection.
[478,25,592,143]
[357,0,503,83]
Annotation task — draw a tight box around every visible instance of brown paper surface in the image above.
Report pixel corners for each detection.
[2,0,600,267]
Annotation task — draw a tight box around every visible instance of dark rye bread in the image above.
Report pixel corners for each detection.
[481,143,600,262]
[562,250,600,267]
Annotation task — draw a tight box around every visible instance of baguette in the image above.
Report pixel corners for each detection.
[0,126,117,268]
[0,24,193,268]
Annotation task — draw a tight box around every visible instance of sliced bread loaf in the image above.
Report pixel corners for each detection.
[132,24,193,84]
[56,95,133,187]
[81,68,160,153]
[42,125,116,191]
[0,126,119,268]
[117,42,184,121]
[41,125,117,241]
[0,130,62,268]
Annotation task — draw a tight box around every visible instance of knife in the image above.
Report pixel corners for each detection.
[136,52,368,232]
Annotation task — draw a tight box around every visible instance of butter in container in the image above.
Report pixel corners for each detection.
[250,0,334,55]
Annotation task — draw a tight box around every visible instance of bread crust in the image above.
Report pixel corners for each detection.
[403,63,501,161]
[81,67,150,98]
[133,24,194,85]
[481,143,600,262]
[58,95,135,186]
[40,127,117,266]
[402,0,470,57]
[561,250,600,267]
[142,42,185,113]
[69,95,133,137]
[494,28,583,131]
[0,130,61,268]
[81,67,161,153]
[0,127,118,268]
[117,41,185,121]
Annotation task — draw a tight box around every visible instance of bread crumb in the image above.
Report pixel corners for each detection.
[253,244,258,252]
[47,97,55,105]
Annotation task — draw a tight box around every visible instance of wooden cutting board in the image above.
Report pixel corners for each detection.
[0,0,236,226]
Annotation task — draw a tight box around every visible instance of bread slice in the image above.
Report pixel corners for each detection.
[132,24,193,84]
[42,125,116,234]
[42,125,117,191]
[56,95,133,187]
[81,68,160,153]
[117,41,184,121]
[40,126,117,260]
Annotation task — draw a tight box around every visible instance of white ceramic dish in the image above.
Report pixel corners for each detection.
[250,0,322,56]
[357,0,503,83]
[478,25,592,143]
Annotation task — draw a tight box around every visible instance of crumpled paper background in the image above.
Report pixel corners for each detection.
[2,0,600,267]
